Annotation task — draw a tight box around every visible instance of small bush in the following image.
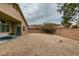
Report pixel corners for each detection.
[71,25,78,28]
[41,23,56,34]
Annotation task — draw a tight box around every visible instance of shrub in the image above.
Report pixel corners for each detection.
[71,25,78,28]
[41,23,56,34]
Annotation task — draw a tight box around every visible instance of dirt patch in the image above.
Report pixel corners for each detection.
[0,33,79,56]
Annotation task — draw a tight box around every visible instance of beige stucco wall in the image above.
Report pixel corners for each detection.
[0,3,28,35]
[0,4,22,21]
[56,28,79,40]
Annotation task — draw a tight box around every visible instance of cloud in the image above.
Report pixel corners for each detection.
[19,3,62,25]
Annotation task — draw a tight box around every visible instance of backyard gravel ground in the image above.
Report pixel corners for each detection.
[0,33,79,56]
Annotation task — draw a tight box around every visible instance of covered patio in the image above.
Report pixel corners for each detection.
[0,11,22,40]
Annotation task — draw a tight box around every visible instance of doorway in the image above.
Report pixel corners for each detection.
[16,26,21,36]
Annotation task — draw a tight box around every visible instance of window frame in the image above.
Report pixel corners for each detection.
[23,26,25,31]
[0,23,10,32]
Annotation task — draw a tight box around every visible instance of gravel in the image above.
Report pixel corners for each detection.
[0,33,79,56]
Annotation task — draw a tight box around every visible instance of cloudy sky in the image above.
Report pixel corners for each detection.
[19,3,62,25]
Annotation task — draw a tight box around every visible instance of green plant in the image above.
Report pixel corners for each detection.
[57,3,79,28]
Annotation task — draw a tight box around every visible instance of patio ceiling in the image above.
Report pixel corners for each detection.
[0,11,21,23]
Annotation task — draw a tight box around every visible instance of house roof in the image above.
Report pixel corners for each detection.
[13,3,28,26]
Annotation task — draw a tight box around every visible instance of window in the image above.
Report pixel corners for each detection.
[36,28,38,30]
[6,25,10,32]
[23,26,25,31]
[0,24,5,32]
[1,24,5,32]
[0,23,10,32]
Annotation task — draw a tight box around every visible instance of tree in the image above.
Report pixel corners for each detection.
[61,16,72,28]
[57,3,79,28]
[61,19,72,28]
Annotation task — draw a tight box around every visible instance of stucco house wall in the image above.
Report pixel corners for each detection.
[0,3,28,35]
